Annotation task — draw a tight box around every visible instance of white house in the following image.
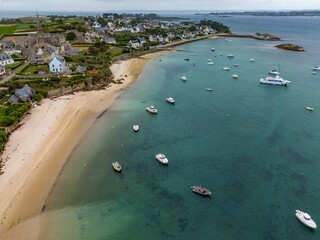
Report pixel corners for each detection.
[0,64,6,79]
[49,54,66,73]
[0,51,14,66]
[127,40,141,49]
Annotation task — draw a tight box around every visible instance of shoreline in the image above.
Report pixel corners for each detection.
[0,50,170,238]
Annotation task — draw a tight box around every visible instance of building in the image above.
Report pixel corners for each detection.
[127,40,141,49]
[0,52,14,66]
[7,84,35,104]
[0,64,6,79]
[49,54,66,73]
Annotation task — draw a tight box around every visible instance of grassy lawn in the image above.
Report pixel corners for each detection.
[19,65,49,75]
[0,25,18,34]
[4,61,24,71]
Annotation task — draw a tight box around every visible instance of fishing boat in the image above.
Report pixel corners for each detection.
[295,210,317,229]
[155,154,168,165]
[191,186,212,196]
[146,106,158,114]
[305,106,314,111]
[112,162,122,172]
[133,125,139,132]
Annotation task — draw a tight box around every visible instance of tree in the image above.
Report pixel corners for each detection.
[66,32,77,41]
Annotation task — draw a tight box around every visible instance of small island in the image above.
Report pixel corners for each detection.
[275,43,305,52]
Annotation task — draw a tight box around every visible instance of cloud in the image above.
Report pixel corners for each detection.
[1,0,320,11]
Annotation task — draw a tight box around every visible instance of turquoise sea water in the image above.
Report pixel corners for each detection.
[41,18,320,239]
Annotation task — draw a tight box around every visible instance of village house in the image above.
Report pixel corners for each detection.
[102,35,117,44]
[127,40,141,49]
[49,54,66,73]
[0,64,6,79]
[149,35,158,42]
[0,51,14,66]
[138,37,147,45]
[7,84,35,104]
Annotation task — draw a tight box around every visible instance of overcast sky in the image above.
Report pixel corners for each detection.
[1,0,320,11]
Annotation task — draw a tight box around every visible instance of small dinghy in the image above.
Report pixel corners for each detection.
[133,125,139,132]
[191,186,211,196]
[112,162,122,172]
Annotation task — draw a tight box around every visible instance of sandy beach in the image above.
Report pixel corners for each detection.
[0,50,169,239]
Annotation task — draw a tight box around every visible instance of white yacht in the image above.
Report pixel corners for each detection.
[222,66,230,71]
[133,125,139,132]
[313,66,320,70]
[269,69,280,75]
[232,74,238,79]
[211,48,215,51]
[295,210,317,229]
[155,154,168,165]
[260,75,290,86]
[166,97,175,104]
[207,61,214,65]
[206,88,213,91]
[227,54,234,58]
[146,106,158,114]
[250,58,255,62]
[305,106,314,111]
[181,76,187,81]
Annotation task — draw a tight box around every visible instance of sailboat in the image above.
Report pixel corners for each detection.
[269,61,281,75]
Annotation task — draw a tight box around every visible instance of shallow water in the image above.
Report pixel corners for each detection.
[41,19,320,239]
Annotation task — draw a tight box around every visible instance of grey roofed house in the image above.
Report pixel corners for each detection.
[7,84,35,104]
[76,65,87,73]
[0,52,13,62]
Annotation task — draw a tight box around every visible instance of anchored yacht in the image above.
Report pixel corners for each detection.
[295,210,317,229]
[260,75,290,86]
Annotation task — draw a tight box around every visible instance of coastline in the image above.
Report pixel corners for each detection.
[0,50,170,238]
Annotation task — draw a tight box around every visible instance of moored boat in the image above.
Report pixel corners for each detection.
[227,54,234,58]
[191,186,211,196]
[295,210,317,229]
[166,97,175,104]
[250,58,255,62]
[222,66,230,71]
[184,58,190,61]
[313,66,320,71]
[269,69,280,75]
[206,88,213,91]
[112,162,122,172]
[260,75,290,86]
[155,153,168,164]
[232,74,238,79]
[233,64,238,67]
[146,106,158,114]
[207,61,214,65]
[211,48,215,51]
[305,106,314,111]
[133,125,139,132]
[181,76,187,81]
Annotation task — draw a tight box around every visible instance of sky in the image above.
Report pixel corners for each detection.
[0,0,320,12]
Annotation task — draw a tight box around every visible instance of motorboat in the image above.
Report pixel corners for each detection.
[233,64,238,67]
[269,69,280,75]
[155,153,168,164]
[184,58,190,61]
[232,74,238,79]
[206,88,213,91]
[305,106,314,111]
[207,59,213,62]
[295,210,317,229]
[207,61,214,65]
[112,162,122,172]
[250,58,255,62]
[312,71,316,75]
[211,48,215,51]
[191,186,212,196]
[227,54,234,58]
[146,106,158,114]
[222,66,230,71]
[181,76,187,81]
[166,97,175,104]
[260,75,290,86]
[313,66,320,71]
[133,125,139,132]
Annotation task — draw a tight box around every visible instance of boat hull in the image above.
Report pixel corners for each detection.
[295,210,317,229]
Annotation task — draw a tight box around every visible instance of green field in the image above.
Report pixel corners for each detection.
[0,25,18,34]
